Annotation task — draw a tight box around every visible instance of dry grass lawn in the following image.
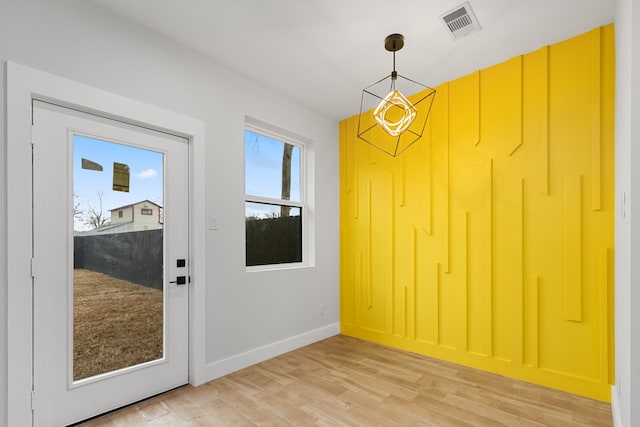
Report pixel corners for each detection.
[73,269,163,381]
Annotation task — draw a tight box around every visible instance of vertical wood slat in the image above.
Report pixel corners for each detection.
[387,174,396,337]
[456,211,469,352]
[367,180,373,310]
[344,120,353,194]
[475,71,481,146]
[400,157,406,207]
[410,228,417,339]
[434,262,441,345]
[487,159,494,357]
[508,56,524,156]
[353,126,359,219]
[529,276,540,368]
[405,227,417,339]
[442,83,451,273]
[354,169,359,219]
[510,179,524,365]
[403,285,408,338]
[563,176,583,322]
[425,132,432,235]
[592,27,602,211]
[599,248,610,383]
[540,47,550,195]
[351,251,362,328]
[449,70,480,149]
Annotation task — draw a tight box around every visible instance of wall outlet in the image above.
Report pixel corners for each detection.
[209,216,218,230]
[319,304,325,316]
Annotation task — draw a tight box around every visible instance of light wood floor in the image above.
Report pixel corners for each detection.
[79,335,612,426]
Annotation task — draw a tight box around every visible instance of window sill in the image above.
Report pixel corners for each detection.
[245,262,313,273]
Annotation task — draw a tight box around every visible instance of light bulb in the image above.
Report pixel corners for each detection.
[373,89,417,137]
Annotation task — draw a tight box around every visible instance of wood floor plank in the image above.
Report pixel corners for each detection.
[77,335,612,426]
[198,399,257,426]
[158,388,210,423]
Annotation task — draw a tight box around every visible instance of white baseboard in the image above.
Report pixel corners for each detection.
[611,385,623,427]
[204,323,340,382]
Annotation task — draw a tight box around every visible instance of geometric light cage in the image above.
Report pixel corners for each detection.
[358,73,436,157]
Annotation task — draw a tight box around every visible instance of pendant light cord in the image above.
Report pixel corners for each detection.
[391,50,398,91]
[393,50,396,74]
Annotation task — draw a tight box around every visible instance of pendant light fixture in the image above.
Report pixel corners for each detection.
[358,34,436,157]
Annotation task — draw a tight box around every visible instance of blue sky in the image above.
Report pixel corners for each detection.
[74,135,163,230]
[244,130,301,216]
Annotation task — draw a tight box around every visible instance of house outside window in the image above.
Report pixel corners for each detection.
[108,200,162,232]
[244,124,306,268]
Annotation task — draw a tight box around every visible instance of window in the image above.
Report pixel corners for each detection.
[245,126,304,267]
[141,208,153,215]
[118,210,123,218]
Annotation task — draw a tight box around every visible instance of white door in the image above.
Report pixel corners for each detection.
[32,100,189,426]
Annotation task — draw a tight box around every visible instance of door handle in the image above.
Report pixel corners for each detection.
[170,276,187,285]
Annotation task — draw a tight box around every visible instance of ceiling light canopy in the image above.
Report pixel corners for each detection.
[358,34,436,157]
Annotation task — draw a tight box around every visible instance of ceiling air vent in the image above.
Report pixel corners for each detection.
[440,2,481,40]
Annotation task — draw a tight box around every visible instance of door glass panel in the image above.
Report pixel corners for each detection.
[72,135,164,381]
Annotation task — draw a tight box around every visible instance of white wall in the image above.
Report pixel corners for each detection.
[0,1,339,425]
[614,0,638,426]
[0,63,8,427]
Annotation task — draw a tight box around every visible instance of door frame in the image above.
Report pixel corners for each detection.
[5,61,207,426]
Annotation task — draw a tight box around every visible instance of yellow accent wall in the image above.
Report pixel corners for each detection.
[339,25,615,402]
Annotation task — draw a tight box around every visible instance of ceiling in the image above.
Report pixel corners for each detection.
[90,0,614,120]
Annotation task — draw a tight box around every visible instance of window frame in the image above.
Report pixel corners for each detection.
[244,120,310,271]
